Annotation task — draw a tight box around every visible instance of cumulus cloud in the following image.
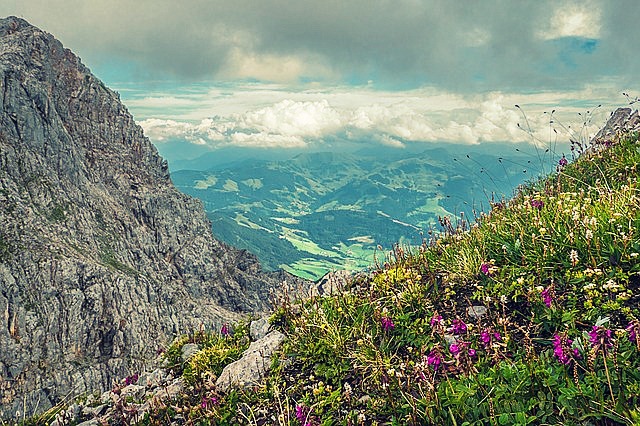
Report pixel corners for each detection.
[540,6,601,40]
[138,88,615,149]
[3,0,638,91]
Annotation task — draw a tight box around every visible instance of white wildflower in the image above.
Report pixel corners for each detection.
[569,249,579,267]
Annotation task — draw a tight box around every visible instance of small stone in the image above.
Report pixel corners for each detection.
[467,305,488,319]
[444,334,457,345]
[121,384,145,400]
[216,330,285,392]
[163,377,185,400]
[82,404,107,417]
[181,343,200,362]
[250,318,271,340]
[100,390,112,405]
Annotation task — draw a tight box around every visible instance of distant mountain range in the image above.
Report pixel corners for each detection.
[171,142,562,280]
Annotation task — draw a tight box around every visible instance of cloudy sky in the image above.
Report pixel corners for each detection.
[2,0,638,155]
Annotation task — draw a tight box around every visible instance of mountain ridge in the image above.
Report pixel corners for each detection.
[0,16,302,418]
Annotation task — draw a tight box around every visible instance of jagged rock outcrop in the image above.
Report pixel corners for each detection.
[592,107,640,143]
[0,16,303,419]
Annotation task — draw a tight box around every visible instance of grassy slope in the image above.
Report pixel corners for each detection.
[32,132,640,425]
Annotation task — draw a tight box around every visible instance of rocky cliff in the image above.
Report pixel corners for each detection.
[0,16,299,419]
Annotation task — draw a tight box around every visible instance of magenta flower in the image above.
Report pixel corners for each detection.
[480,263,490,275]
[468,348,477,357]
[558,156,568,167]
[480,331,491,346]
[541,287,553,308]
[124,373,139,386]
[530,199,544,209]
[221,323,230,337]
[588,325,613,349]
[479,328,501,348]
[381,316,395,332]
[449,343,461,356]
[480,263,489,275]
[552,333,580,365]
[627,321,639,343]
[427,349,442,370]
[201,396,219,409]
[451,319,467,335]
[295,404,307,423]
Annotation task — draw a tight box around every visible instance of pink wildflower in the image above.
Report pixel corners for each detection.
[530,199,544,209]
[427,349,442,370]
[627,321,639,343]
[480,263,490,275]
[589,325,613,349]
[221,323,230,337]
[124,373,139,386]
[201,396,219,409]
[480,329,501,348]
[552,333,578,365]
[381,316,395,332]
[541,287,553,308]
[449,343,461,356]
[295,404,307,423]
[451,319,467,335]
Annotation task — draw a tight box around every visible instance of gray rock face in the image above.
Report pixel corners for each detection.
[0,16,303,419]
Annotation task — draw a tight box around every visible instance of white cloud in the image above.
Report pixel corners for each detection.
[230,132,307,148]
[141,118,194,142]
[539,3,602,40]
[137,85,618,150]
[239,100,343,138]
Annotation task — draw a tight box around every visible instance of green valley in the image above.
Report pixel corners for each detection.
[172,143,555,280]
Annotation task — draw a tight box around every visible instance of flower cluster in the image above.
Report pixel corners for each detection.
[451,319,467,335]
[201,396,219,410]
[552,333,579,365]
[381,316,395,332]
[569,249,579,267]
[221,323,230,337]
[295,404,314,426]
[627,320,640,343]
[588,325,613,349]
[430,314,443,327]
[124,373,139,386]
[426,348,443,370]
[557,156,569,172]
[530,199,544,209]
[541,286,553,308]
[479,329,501,348]
[449,341,476,358]
[480,260,498,276]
